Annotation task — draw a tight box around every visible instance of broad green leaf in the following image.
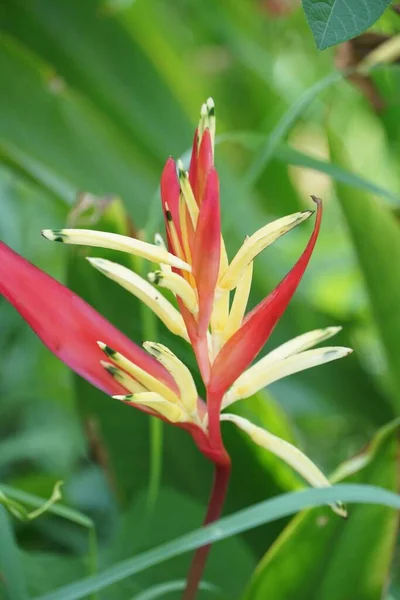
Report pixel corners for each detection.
[0,35,156,223]
[1,0,193,160]
[24,553,86,599]
[302,0,392,50]
[102,488,255,599]
[65,195,156,502]
[243,419,400,600]
[36,484,400,600]
[0,507,29,600]
[329,132,400,411]
[0,164,71,406]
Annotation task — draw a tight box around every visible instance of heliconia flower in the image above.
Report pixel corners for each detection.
[0,99,352,525]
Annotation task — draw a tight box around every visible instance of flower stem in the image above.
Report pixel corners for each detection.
[182,461,231,600]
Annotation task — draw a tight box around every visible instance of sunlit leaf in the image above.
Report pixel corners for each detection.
[329,131,400,411]
[243,419,400,599]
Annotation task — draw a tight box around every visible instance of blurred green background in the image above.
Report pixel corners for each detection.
[1,1,400,598]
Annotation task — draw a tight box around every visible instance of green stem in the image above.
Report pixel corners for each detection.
[133,251,163,514]
[147,417,164,513]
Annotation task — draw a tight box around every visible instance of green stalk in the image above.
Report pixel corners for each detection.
[133,248,164,514]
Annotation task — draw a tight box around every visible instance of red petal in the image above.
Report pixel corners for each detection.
[188,128,199,198]
[160,158,181,247]
[196,129,214,203]
[209,198,322,397]
[189,129,213,204]
[0,242,173,395]
[192,168,221,337]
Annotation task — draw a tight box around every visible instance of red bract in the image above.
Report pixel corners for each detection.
[209,197,322,398]
[0,99,351,600]
[0,242,169,396]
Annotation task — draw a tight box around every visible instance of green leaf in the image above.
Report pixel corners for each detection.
[130,580,219,600]
[0,35,156,222]
[243,71,345,185]
[243,419,400,600]
[102,488,254,598]
[302,0,392,50]
[36,483,400,600]
[217,133,400,207]
[64,195,156,502]
[0,481,63,522]
[275,145,400,207]
[24,553,86,598]
[0,507,29,600]
[329,132,400,411]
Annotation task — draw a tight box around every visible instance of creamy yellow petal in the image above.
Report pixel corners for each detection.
[143,342,198,416]
[177,160,199,227]
[100,361,147,394]
[88,258,188,340]
[221,260,253,343]
[224,346,352,407]
[41,228,191,271]
[211,236,230,335]
[221,414,347,518]
[97,342,180,405]
[264,326,342,363]
[179,192,192,263]
[218,211,313,291]
[164,202,185,261]
[114,392,186,423]
[148,270,198,315]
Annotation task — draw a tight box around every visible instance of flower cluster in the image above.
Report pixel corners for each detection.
[0,99,351,516]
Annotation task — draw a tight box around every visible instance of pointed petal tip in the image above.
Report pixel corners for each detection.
[206,97,215,114]
[327,325,343,335]
[97,341,117,358]
[41,229,64,242]
[325,346,353,358]
[100,359,113,371]
[112,394,132,401]
[86,256,101,265]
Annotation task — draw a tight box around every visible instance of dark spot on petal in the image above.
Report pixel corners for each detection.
[103,345,117,357]
[166,210,173,222]
[104,364,118,376]
[153,272,162,285]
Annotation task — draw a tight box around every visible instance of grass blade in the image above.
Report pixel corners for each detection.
[36,484,400,600]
